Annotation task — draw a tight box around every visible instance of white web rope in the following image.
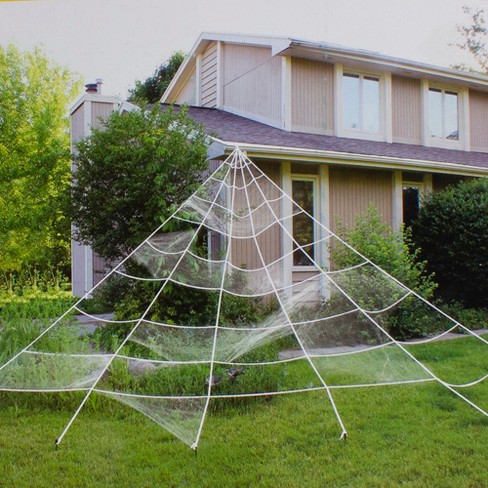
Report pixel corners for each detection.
[0,146,486,450]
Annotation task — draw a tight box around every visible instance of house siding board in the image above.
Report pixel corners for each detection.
[470,90,488,152]
[231,163,282,272]
[392,76,422,144]
[201,42,218,108]
[175,67,197,105]
[222,44,282,125]
[291,59,333,134]
[91,102,115,129]
[329,166,393,230]
[71,105,85,145]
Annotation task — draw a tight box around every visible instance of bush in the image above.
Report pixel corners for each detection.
[411,178,488,308]
[331,205,437,339]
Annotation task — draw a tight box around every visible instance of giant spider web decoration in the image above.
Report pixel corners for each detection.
[0,147,487,450]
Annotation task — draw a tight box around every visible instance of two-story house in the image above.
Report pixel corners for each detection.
[70,33,488,296]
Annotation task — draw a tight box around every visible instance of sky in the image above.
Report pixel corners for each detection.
[0,0,484,100]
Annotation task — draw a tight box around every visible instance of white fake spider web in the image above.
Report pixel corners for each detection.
[1,147,487,450]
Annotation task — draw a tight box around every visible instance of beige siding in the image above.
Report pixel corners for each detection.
[291,59,334,134]
[175,67,197,105]
[392,76,422,144]
[470,89,488,152]
[70,105,85,145]
[329,166,393,230]
[222,44,282,125]
[201,42,218,108]
[231,163,282,273]
[91,101,115,129]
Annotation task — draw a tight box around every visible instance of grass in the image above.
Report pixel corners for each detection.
[0,296,487,487]
[0,382,486,487]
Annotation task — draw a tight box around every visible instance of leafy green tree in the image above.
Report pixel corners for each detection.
[455,5,488,73]
[0,44,81,273]
[70,106,209,262]
[412,178,488,308]
[128,51,185,105]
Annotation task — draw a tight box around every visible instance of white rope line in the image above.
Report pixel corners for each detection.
[115,353,307,366]
[191,191,283,219]
[0,387,92,393]
[308,341,396,358]
[398,323,462,345]
[238,153,348,440]
[241,150,488,420]
[444,372,488,388]
[192,148,241,450]
[55,158,234,447]
[139,306,359,331]
[362,290,413,314]
[326,261,368,275]
[144,237,191,255]
[94,377,437,401]
[164,267,324,298]
[72,308,137,324]
[24,350,112,359]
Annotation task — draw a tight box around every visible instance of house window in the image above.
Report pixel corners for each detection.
[343,73,380,133]
[402,183,422,227]
[428,88,459,141]
[292,178,315,266]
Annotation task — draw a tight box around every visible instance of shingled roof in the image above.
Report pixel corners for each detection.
[168,105,488,173]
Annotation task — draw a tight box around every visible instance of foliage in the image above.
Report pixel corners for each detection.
[455,5,488,73]
[0,295,75,364]
[411,178,488,308]
[331,205,438,339]
[128,51,185,105]
[0,44,82,273]
[0,266,70,299]
[332,205,436,297]
[71,106,209,262]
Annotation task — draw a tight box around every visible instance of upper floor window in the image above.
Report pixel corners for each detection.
[428,88,459,141]
[343,73,380,133]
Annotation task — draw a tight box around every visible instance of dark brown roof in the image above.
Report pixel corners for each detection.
[167,104,488,171]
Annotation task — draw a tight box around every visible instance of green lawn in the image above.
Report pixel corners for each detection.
[0,340,486,488]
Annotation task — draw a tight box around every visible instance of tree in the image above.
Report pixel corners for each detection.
[456,4,488,73]
[0,44,81,273]
[70,106,209,262]
[411,179,488,308]
[128,51,185,105]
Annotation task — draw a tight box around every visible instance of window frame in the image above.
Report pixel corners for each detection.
[423,81,469,150]
[335,64,391,142]
[291,174,319,270]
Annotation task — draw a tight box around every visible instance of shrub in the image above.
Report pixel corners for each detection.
[411,178,488,308]
[330,205,437,339]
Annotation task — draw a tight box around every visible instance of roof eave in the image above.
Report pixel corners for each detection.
[210,137,488,177]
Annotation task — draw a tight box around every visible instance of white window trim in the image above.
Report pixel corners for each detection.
[291,174,320,271]
[334,63,392,142]
[422,80,470,151]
